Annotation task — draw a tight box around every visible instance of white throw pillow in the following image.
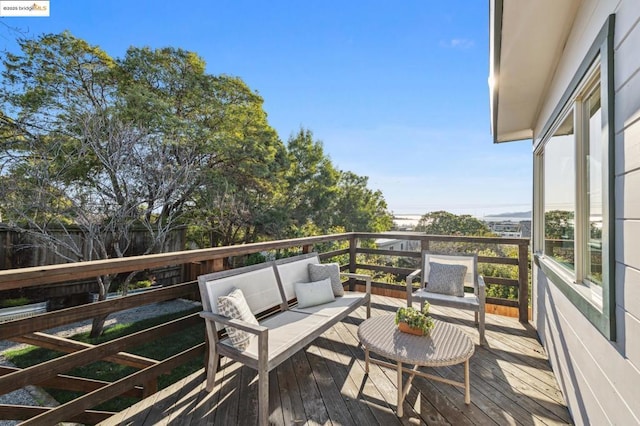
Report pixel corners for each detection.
[295,278,335,308]
[426,262,468,297]
[308,263,345,296]
[217,288,259,350]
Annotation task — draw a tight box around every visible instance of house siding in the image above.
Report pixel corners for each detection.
[533,0,640,424]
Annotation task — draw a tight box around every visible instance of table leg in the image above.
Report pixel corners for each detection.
[396,361,403,417]
[464,359,470,404]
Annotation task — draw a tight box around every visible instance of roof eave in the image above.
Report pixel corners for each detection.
[489,0,581,144]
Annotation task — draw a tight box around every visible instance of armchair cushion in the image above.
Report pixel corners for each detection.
[308,263,344,296]
[426,262,467,297]
[295,278,335,308]
[217,288,259,350]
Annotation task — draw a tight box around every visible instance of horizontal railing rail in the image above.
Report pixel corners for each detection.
[0,231,529,424]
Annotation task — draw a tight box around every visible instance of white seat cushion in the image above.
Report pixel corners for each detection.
[413,289,480,310]
[291,292,366,318]
[219,311,328,360]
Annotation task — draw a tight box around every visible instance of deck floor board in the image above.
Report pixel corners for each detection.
[97,295,572,426]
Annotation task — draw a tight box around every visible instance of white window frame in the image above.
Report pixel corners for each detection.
[533,15,615,340]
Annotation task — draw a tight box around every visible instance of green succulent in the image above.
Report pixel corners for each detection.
[395,303,435,334]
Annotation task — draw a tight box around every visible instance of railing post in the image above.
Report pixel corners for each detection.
[421,235,430,252]
[349,234,357,291]
[518,242,529,322]
[302,244,313,254]
[142,379,158,398]
[210,258,225,273]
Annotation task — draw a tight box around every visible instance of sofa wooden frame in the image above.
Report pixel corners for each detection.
[198,252,371,426]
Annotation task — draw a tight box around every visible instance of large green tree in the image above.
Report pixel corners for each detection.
[281,129,340,235]
[0,32,284,335]
[279,129,392,237]
[334,171,393,232]
[415,210,492,236]
[0,32,395,333]
[117,46,287,248]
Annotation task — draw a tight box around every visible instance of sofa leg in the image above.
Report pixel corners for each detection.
[206,352,220,392]
[258,367,269,426]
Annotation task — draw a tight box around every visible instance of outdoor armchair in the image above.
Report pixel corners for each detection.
[406,251,485,345]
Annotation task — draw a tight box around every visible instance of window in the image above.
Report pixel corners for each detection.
[534,15,615,340]
[584,84,603,286]
[543,110,576,272]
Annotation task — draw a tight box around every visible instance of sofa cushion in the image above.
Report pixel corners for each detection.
[219,310,329,362]
[217,288,259,350]
[295,278,335,308]
[308,263,344,296]
[427,262,467,297]
[292,292,366,319]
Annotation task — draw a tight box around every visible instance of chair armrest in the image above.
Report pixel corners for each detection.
[477,275,486,302]
[406,268,422,307]
[340,272,372,295]
[200,311,268,335]
[406,269,422,285]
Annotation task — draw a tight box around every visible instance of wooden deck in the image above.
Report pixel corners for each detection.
[99,295,572,426]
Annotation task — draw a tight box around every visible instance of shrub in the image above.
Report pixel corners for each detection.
[0,297,31,308]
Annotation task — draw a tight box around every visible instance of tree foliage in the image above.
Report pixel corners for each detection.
[334,171,393,232]
[0,32,393,334]
[411,211,522,301]
[281,129,339,233]
[544,210,574,240]
[277,129,392,238]
[415,210,491,236]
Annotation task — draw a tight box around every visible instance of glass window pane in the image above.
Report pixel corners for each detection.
[585,86,602,285]
[544,112,576,271]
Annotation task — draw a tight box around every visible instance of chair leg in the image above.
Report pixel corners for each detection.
[475,311,479,325]
[479,309,485,346]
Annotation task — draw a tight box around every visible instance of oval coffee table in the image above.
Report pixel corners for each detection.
[357,314,475,417]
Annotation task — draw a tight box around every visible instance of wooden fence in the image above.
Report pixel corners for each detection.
[0,226,186,270]
[0,226,186,303]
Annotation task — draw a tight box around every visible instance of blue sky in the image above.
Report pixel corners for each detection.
[2,0,532,217]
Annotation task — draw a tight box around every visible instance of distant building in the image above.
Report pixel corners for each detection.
[519,220,531,239]
[392,215,421,231]
[485,220,531,238]
[486,221,522,237]
[375,237,421,252]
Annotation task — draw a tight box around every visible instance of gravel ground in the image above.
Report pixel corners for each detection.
[0,298,202,425]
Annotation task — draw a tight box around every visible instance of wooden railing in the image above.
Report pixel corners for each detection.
[0,232,528,424]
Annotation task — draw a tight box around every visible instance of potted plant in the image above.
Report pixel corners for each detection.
[395,303,435,336]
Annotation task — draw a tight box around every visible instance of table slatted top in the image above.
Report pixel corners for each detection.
[358,314,474,367]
